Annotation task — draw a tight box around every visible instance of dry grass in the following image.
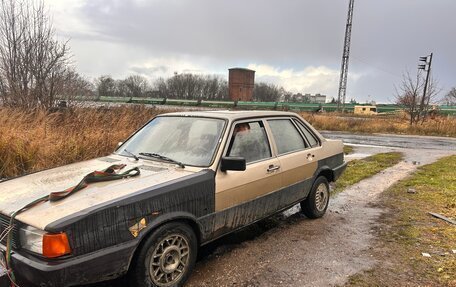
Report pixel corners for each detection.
[301,112,456,137]
[1,107,454,179]
[0,106,165,178]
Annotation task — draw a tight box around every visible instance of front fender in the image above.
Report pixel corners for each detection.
[137,211,202,242]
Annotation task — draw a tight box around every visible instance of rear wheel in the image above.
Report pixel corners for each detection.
[129,222,197,287]
[301,176,330,219]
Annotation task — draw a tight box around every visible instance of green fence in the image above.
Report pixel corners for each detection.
[88,96,456,116]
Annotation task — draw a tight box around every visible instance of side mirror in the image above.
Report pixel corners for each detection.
[220,156,246,172]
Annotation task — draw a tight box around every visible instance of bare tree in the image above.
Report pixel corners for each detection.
[94,75,151,99]
[395,70,439,125]
[0,0,72,108]
[154,77,168,98]
[443,87,456,105]
[123,75,150,98]
[60,70,94,102]
[252,82,281,102]
[166,73,187,99]
[95,75,117,99]
[157,73,228,100]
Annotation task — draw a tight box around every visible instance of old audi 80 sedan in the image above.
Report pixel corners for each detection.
[0,111,346,287]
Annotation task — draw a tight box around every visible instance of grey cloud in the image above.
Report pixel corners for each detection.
[71,0,456,101]
[77,0,347,66]
[130,65,169,76]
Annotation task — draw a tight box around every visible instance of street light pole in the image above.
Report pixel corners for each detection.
[418,53,433,119]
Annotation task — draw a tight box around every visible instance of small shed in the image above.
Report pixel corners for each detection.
[354,105,377,115]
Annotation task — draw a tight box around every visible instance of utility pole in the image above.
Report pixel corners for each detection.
[418,52,433,112]
[337,0,355,112]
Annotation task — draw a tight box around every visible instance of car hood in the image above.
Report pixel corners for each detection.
[0,155,197,230]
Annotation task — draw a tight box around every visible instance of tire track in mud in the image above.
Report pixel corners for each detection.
[185,148,454,287]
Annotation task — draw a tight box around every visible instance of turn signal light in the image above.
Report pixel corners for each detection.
[43,232,71,258]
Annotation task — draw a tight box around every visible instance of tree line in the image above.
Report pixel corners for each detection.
[95,74,229,101]
[94,73,307,103]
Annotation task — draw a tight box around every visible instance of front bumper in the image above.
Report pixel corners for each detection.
[0,240,137,287]
[333,161,348,181]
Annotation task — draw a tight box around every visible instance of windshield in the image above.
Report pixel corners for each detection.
[117,116,225,167]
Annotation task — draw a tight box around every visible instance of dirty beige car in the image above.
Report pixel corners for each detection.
[0,111,346,287]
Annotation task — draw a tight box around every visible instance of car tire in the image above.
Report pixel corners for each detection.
[300,176,330,219]
[128,222,197,287]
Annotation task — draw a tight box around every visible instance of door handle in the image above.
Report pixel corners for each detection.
[267,165,280,172]
[307,153,315,160]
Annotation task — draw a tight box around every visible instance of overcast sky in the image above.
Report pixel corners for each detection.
[46,0,456,103]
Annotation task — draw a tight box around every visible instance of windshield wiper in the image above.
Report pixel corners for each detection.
[139,152,185,168]
[124,149,139,161]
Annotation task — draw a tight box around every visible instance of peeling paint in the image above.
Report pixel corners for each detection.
[129,218,147,237]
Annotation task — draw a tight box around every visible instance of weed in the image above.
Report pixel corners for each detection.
[343,145,354,155]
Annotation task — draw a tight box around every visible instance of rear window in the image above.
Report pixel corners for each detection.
[267,119,306,154]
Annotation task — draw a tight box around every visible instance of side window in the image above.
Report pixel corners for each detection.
[294,120,320,148]
[227,121,271,163]
[267,119,306,155]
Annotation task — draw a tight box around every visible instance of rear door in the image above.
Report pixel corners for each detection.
[266,117,319,200]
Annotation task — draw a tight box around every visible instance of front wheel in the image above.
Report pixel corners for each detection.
[301,176,330,219]
[129,222,197,287]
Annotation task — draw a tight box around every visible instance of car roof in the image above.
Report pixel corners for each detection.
[158,110,300,121]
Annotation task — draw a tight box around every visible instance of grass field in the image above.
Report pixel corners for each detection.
[347,155,456,287]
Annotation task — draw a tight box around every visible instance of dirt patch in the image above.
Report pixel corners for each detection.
[184,147,454,287]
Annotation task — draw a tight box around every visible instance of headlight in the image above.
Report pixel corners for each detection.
[19,226,45,254]
[19,226,71,258]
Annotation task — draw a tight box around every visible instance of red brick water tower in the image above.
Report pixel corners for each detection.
[229,68,255,101]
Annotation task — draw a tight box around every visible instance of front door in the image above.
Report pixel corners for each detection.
[215,120,282,212]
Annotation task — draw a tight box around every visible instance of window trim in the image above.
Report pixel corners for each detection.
[266,117,309,156]
[222,119,274,166]
[292,118,321,148]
